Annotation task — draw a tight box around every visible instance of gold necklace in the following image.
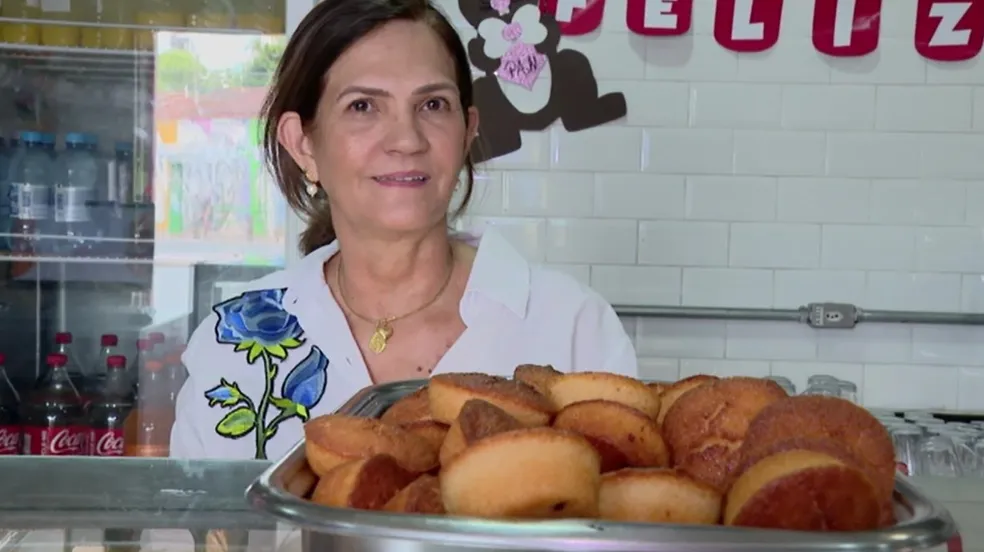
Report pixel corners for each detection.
[336,248,454,354]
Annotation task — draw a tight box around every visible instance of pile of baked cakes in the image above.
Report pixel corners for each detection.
[295,367,897,531]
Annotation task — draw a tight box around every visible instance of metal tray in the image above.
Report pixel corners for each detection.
[247,379,958,552]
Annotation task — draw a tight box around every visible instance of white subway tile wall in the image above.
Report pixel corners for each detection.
[441,0,984,411]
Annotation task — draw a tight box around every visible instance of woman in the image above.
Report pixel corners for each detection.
[169,0,637,461]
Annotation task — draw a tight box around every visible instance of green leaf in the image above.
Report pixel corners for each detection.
[296,404,310,421]
[234,341,253,353]
[280,337,305,350]
[246,343,264,364]
[266,344,288,360]
[270,396,293,410]
[215,408,257,439]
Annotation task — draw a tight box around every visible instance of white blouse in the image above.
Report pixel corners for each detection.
[169,228,638,461]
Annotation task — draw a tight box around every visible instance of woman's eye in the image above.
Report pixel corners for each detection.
[422,98,450,111]
[348,99,373,113]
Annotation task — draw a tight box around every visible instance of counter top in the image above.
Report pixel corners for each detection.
[908,477,984,552]
[0,455,274,530]
[0,457,981,552]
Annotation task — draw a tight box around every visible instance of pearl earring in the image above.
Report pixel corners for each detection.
[303,171,318,198]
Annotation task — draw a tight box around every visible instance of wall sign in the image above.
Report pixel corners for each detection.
[713,0,783,53]
[462,0,627,163]
[813,0,882,57]
[541,0,984,60]
[626,0,692,36]
[915,0,984,61]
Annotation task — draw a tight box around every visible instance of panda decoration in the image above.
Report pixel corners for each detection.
[459,0,627,163]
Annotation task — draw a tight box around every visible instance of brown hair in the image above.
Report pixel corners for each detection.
[260,0,478,255]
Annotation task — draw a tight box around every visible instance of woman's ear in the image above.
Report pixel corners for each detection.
[277,112,319,182]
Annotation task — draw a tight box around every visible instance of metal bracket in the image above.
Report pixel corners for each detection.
[805,302,859,329]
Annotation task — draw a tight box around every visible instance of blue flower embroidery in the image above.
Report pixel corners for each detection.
[214,288,304,363]
[281,347,329,420]
[204,288,329,459]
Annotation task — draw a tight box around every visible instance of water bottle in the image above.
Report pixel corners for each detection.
[40,133,57,158]
[54,132,98,256]
[7,131,52,277]
[104,142,134,258]
[109,141,133,206]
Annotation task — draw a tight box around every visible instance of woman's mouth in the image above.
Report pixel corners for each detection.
[373,171,430,187]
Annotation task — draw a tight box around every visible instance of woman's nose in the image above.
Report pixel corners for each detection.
[383,112,429,155]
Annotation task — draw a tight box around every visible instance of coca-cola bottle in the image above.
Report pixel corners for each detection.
[129,338,154,391]
[123,357,175,457]
[21,353,87,456]
[163,346,188,400]
[46,332,94,405]
[88,355,133,457]
[147,332,167,349]
[0,354,22,455]
[81,333,119,400]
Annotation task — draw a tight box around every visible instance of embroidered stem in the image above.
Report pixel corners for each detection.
[265,411,291,438]
[254,352,275,460]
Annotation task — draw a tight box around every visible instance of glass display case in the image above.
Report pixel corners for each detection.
[0,455,283,552]
[0,0,311,458]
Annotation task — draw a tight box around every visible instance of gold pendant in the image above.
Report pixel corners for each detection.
[368,320,393,354]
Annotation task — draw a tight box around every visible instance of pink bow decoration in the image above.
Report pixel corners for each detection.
[490,0,511,16]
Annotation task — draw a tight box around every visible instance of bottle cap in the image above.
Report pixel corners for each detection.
[55,332,73,344]
[18,130,42,144]
[147,332,166,344]
[101,334,119,347]
[46,353,67,366]
[0,353,6,364]
[107,355,127,369]
[136,338,153,351]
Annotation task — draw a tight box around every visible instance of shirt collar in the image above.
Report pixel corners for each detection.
[284,227,531,319]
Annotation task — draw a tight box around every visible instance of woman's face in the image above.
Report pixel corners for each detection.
[279,20,478,237]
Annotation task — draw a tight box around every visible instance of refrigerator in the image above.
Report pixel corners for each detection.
[0,0,312,397]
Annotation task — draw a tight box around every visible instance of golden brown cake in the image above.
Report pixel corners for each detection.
[724,449,881,530]
[741,395,898,523]
[304,414,438,476]
[380,387,431,426]
[310,454,418,510]
[440,427,601,519]
[662,377,787,491]
[401,419,450,453]
[552,399,668,472]
[656,374,718,424]
[440,399,522,466]
[428,373,554,426]
[646,381,666,399]
[513,363,562,396]
[547,372,660,419]
[383,474,446,514]
[598,468,721,524]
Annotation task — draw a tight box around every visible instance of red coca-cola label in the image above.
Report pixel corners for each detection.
[23,425,88,456]
[90,428,125,456]
[0,425,21,455]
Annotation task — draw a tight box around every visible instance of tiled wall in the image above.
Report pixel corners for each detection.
[441,0,984,411]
